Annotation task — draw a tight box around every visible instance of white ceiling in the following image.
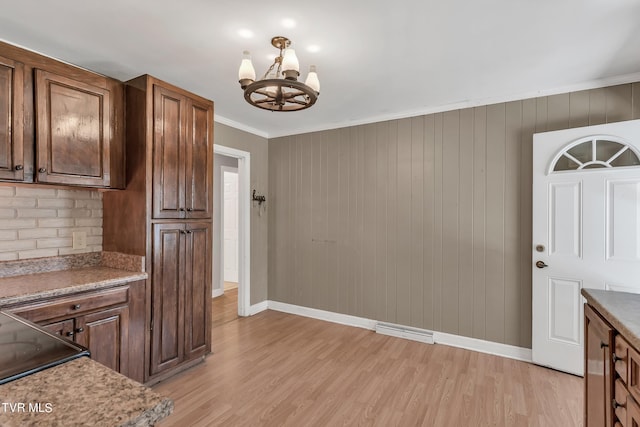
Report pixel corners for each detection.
[1,0,639,138]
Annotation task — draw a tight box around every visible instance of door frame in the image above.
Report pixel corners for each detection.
[220,165,239,287]
[214,144,251,317]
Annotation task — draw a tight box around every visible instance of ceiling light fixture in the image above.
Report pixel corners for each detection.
[238,36,320,112]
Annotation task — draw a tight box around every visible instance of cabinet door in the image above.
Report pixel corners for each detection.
[41,318,74,339]
[184,98,213,219]
[153,85,187,219]
[0,55,25,181]
[628,395,640,427]
[34,69,111,187]
[151,223,186,375]
[585,304,614,427]
[75,306,129,376]
[184,222,212,360]
[629,345,640,405]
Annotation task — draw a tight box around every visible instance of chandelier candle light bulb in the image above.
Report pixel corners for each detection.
[238,51,256,89]
[305,65,320,94]
[281,48,300,79]
[238,36,319,111]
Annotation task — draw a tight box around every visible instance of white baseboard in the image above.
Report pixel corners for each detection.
[265,300,532,363]
[433,331,532,362]
[212,288,224,298]
[267,301,378,330]
[248,300,268,316]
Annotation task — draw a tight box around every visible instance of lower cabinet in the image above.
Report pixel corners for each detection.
[150,222,211,377]
[586,302,640,427]
[10,281,142,381]
[585,304,614,427]
[74,305,129,375]
[41,305,129,374]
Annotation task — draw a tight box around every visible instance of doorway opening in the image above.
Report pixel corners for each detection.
[222,166,239,292]
[213,144,251,317]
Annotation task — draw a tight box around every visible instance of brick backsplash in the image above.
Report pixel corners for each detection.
[0,186,103,261]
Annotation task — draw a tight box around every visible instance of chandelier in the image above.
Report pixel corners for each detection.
[238,36,320,112]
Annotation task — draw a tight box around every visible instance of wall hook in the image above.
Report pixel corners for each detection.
[252,189,266,205]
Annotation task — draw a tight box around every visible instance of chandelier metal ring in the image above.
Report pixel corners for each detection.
[244,78,318,112]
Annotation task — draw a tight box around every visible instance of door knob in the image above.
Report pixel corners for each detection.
[535,261,548,269]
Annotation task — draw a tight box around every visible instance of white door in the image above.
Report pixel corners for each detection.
[532,119,640,376]
[223,170,239,283]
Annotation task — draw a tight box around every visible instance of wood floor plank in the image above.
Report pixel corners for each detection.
[154,294,584,426]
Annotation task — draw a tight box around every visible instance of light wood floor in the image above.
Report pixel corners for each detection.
[155,293,583,426]
[224,281,238,291]
[212,288,239,325]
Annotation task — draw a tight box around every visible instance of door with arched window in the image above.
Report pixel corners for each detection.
[532,119,640,376]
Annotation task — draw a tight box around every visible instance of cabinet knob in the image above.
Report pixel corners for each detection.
[179,207,185,211]
[38,167,47,173]
[601,341,609,349]
[75,327,84,333]
[66,331,74,337]
[612,398,625,409]
[613,353,623,363]
[187,208,193,212]
[72,304,81,310]
[14,165,23,171]
[186,230,192,234]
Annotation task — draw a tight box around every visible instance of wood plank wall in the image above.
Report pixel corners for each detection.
[268,82,640,348]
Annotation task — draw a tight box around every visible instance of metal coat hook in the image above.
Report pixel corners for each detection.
[252,189,266,205]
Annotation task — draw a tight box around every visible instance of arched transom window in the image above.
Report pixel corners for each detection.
[551,136,640,172]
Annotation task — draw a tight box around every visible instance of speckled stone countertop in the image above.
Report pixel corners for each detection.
[0,267,147,307]
[0,252,147,307]
[582,289,640,351]
[0,357,173,427]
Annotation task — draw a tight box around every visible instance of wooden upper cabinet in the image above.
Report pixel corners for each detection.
[184,99,213,219]
[0,41,125,188]
[153,85,186,219]
[152,83,212,219]
[34,69,112,187]
[0,55,25,181]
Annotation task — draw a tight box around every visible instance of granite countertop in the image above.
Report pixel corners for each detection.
[0,252,147,307]
[0,357,173,427]
[0,267,147,307]
[582,289,640,351]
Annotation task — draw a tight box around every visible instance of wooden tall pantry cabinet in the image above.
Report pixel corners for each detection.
[103,75,213,383]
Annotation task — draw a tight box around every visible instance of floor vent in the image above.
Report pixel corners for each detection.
[375,322,434,344]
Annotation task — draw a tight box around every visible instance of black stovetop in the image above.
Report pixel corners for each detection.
[0,311,89,385]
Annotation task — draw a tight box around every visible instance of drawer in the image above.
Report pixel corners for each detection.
[615,378,629,426]
[616,335,630,383]
[12,286,129,323]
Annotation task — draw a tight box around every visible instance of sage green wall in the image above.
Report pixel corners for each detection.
[268,82,640,348]
[215,123,268,304]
